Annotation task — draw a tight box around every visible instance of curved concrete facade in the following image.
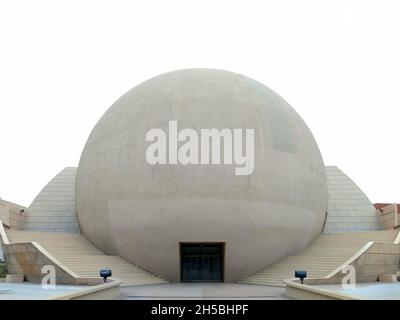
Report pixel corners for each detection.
[76,69,328,281]
[324,166,383,233]
[24,167,79,233]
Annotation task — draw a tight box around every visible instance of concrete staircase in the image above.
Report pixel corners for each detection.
[239,230,399,287]
[5,230,168,286]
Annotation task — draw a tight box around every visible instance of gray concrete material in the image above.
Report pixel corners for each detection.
[24,167,79,233]
[324,166,383,233]
[0,282,87,300]
[311,282,400,300]
[119,283,289,300]
[76,69,328,282]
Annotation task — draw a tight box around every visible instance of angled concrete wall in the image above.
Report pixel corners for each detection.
[0,199,26,229]
[324,166,383,233]
[23,167,79,233]
[19,165,383,237]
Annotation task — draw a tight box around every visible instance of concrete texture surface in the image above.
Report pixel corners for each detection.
[5,229,167,286]
[24,167,79,233]
[311,282,400,300]
[324,166,383,233]
[0,282,87,300]
[119,283,289,300]
[76,68,328,282]
[0,198,26,229]
[239,229,398,286]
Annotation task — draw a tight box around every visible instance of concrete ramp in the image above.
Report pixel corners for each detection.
[239,230,399,287]
[5,230,168,286]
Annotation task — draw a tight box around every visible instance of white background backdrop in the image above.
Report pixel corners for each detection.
[0,0,399,206]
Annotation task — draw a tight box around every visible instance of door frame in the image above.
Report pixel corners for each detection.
[179,242,225,282]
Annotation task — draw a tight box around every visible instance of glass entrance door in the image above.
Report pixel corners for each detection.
[180,243,224,282]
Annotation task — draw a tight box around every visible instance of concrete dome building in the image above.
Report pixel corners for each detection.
[2,68,396,300]
[75,69,328,282]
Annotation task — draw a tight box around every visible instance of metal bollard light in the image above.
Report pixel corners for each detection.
[295,270,307,284]
[100,269,112,283]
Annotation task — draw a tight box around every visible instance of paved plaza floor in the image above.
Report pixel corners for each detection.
[0,282,87,300]
[312,282,400,300]
[119,283,289,300]
[1,281,398,299]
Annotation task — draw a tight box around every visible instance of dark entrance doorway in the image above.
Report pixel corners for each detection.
[180,243,224,282]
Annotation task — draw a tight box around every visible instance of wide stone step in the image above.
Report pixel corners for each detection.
[5,230,168,286]
[239,230,398,286]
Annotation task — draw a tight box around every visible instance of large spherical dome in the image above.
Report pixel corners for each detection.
[76,69,328,282]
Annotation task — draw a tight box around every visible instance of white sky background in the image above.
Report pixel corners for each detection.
[0,0,399,206]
